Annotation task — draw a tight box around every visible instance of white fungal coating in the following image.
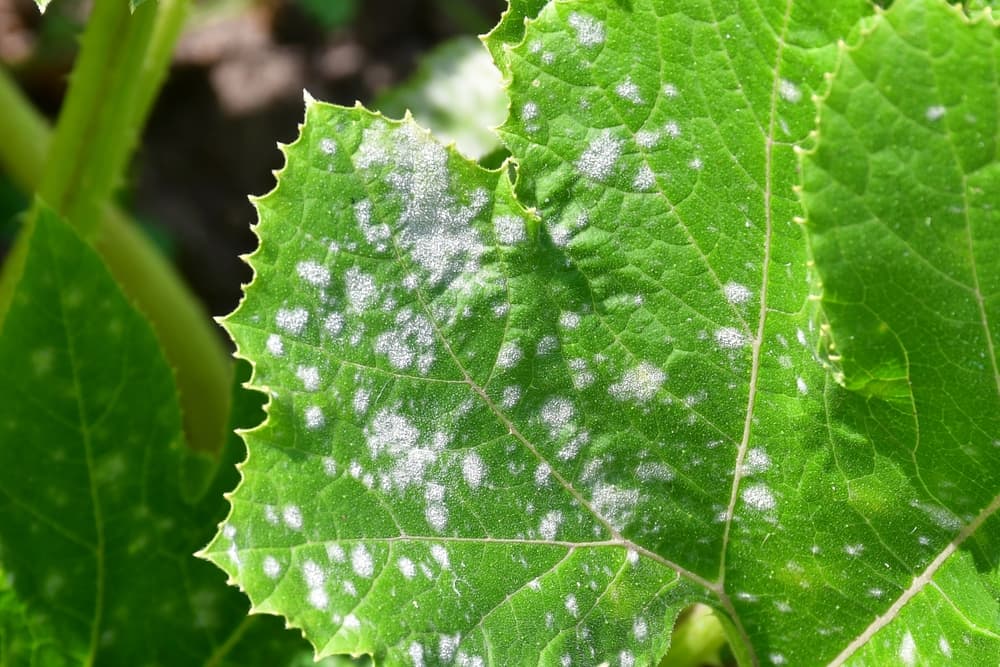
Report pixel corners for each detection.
[539,510,563,540]
[266,334,284,356]
[568,12,605,46]
[398,556,416,579]
[723,282,752,305]
[577,131,622,182]
[462,451,485,489]
[559,311,581,329]
[324,312,344,335]
[615,76,642,104]
[540,398,574,435]
[430,544,450,569]
[609,361,665,403]
[779,79,802,103]
[345,267,378,311]
[633,165,655,190]
[497,342,522,370]
[304,405,324,429]
[926,105,946,121]
[742,484,776,511]
[282,505,303,529]
[320,138,337,155]
[263,556,281,578]
[297,260,331,287]
[296,366,321,391]
[715,327,748,349]
[501,385,522,408]
[351,544,374,578]
[276,308,308,335]
[494,215,526,244]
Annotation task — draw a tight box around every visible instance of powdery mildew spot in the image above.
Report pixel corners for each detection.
[320,138,337,155]
[276,308,308,335]
[926,105,946,121]
[938,636,951,659]
[567,12,605,46]
[636,462,673,482]
[715,327,748,349]
[633,617,648,641]
[430,544,450,569]
[569,358,595,390]
[322,456,337,476]
[742,484,776,511]
[635,130,659,148]
[263,555,281,578]
[664,120,681,137]
[541,398,574,435]
[409,642,424,667]
[577,131,623,182]
[375,308,435,373]
[723,282,752,305]
[615,76,642,104]
[304,405,324,429]
[366,409,442,491]
[743,448,771,474]
[497,341,523,370]
[327,544,345,564]
[522,102,539,120]
[324,312,344,335]
[565,593,579,617]
[559,311,581,329]
[633,165,655,190]
[425,482,448,531]
[266,334,284,356]
[592,483,638,531]
[297,260,331,287]
[620,651,635,667]
[345,267,378,311]
[462,451,485,489]
[663,83,679,97]
[398,556,416,579]
[303,560,327,609]
[501,385,522,408]
[282,505,303,529]
[779,79,801,103]
[351,544,374,578]
[609,361,665,403]
[796,377,808,395]
[296,366,321,391]
[534,462,551,486]
[900,631,917,666]
[494,215,526,244]
[539,510,563,540]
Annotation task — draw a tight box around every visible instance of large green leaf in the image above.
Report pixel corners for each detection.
[801,2,1000,663]
[0,209,309,664]
[203,0,998,664]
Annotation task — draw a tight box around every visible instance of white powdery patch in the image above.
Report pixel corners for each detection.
[664,120,681,138]
[296,366,321,391]
[742,484,776,512]
[845,543,865,557]
[910,500,962,530]
[616,76,642,104]
[351,544,374,578]
[591,483,639,531]
[539,510,563,540]
[569,358,594,390]
[620,651,635,667]
[345,267,378,311]
[497,342,523,370]
[565,593,579,617]
[522,102,539,120]
[439,634,461,663]
[743,448,771,474]
[276,308,308,335]
[430,544,450,569]
[633,165,655,191]
[501,385,522,408]
[636,462,674,482]
[425,482,448,532]
[320,137,337,155]
[635,130,659,148]
[398,556,416,579]
[303,560,327,609]
[926,105,946,121]
[724,282,752,305]
[409,642,425,667]
[353,200,391,250]
[342,614,360,630]
[559,311,581,329]
[327,543,345,562]
[541,398,575,435]
[900,631,917,666]
[304,405,325,429]
[353,388,371,414]
[366,409,444,491]
[938,636,952,659]
[324,312,344,336]
[577,131,623,182]
[537,335,558,355]
[263,555,281,578]
[266,334,284,356]
[534,462,551,486]
[374,308,435,373]
[609,361,665,403]
[715,327,748,349]
[633,617,648,641]
[283,505,303,529]
[356,122,487,288]
[568,12,605,46]
[297,260,331,287]
[462,451,486,489]
[494,215,526,244]
[779,79,801,103]
[322,456,337,476]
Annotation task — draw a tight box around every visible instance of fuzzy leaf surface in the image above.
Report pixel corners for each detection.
[205,0,998,664]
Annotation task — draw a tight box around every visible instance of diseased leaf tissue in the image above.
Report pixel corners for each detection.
[203,1,999,665]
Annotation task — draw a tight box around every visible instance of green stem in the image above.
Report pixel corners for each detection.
[0,2,232,455]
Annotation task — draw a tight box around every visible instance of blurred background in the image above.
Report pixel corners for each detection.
[0,0,506,323]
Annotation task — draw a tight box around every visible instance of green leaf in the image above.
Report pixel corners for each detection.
[376,38,508,161]
[0,208,305,664]
[801,1,1000,663]
[204,0,998,664]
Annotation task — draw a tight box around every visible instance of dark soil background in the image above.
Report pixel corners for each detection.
[1,0,506,321]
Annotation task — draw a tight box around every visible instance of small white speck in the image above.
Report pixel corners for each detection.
[636,462,674,482]
[322,457,337,476]
[769,654,787,665]
[351,544,374,578]
[664,120,681,137]
[743,448,771,474]
[462,451,485,489]
[303,559,324,588]
[282,505,303,529]
[845,543,865,557]
[276,308,308,335]
[320,138,337,155]
[926,105,946,121]
[568,12,605,46]
[779,79,801,103]
[398,557,415,578]
[263,556,281,578]
[633,617,648,641]
[353,388,371,414]
[724,282,752,305]
[577,131,623,182]
[342,614,360,630]
[266,334,284,356]
[620,651,635,667]
[796,328,808,346]
[304,406,324,429]
[742,484,776,511]
[796,377,808,395]
[308,588,328,609]
[663,83,678,97]
[560,311,581,329]
[715,327,748,349]
[537,335,558,355]
[688,157,703,170]
[522,102,539,120]
[534,463,551,486]
[938,636,951,658]
[615,76,642,104]
[297,260,330,287]
[900,631,917,666]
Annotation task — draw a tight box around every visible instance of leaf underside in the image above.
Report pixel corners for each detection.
[204,1,999,665]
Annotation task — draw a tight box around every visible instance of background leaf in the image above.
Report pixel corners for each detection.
[205,0,999,664]
[0,209,307,664]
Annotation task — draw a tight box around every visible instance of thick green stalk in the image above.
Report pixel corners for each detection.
[0,1,232,455]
